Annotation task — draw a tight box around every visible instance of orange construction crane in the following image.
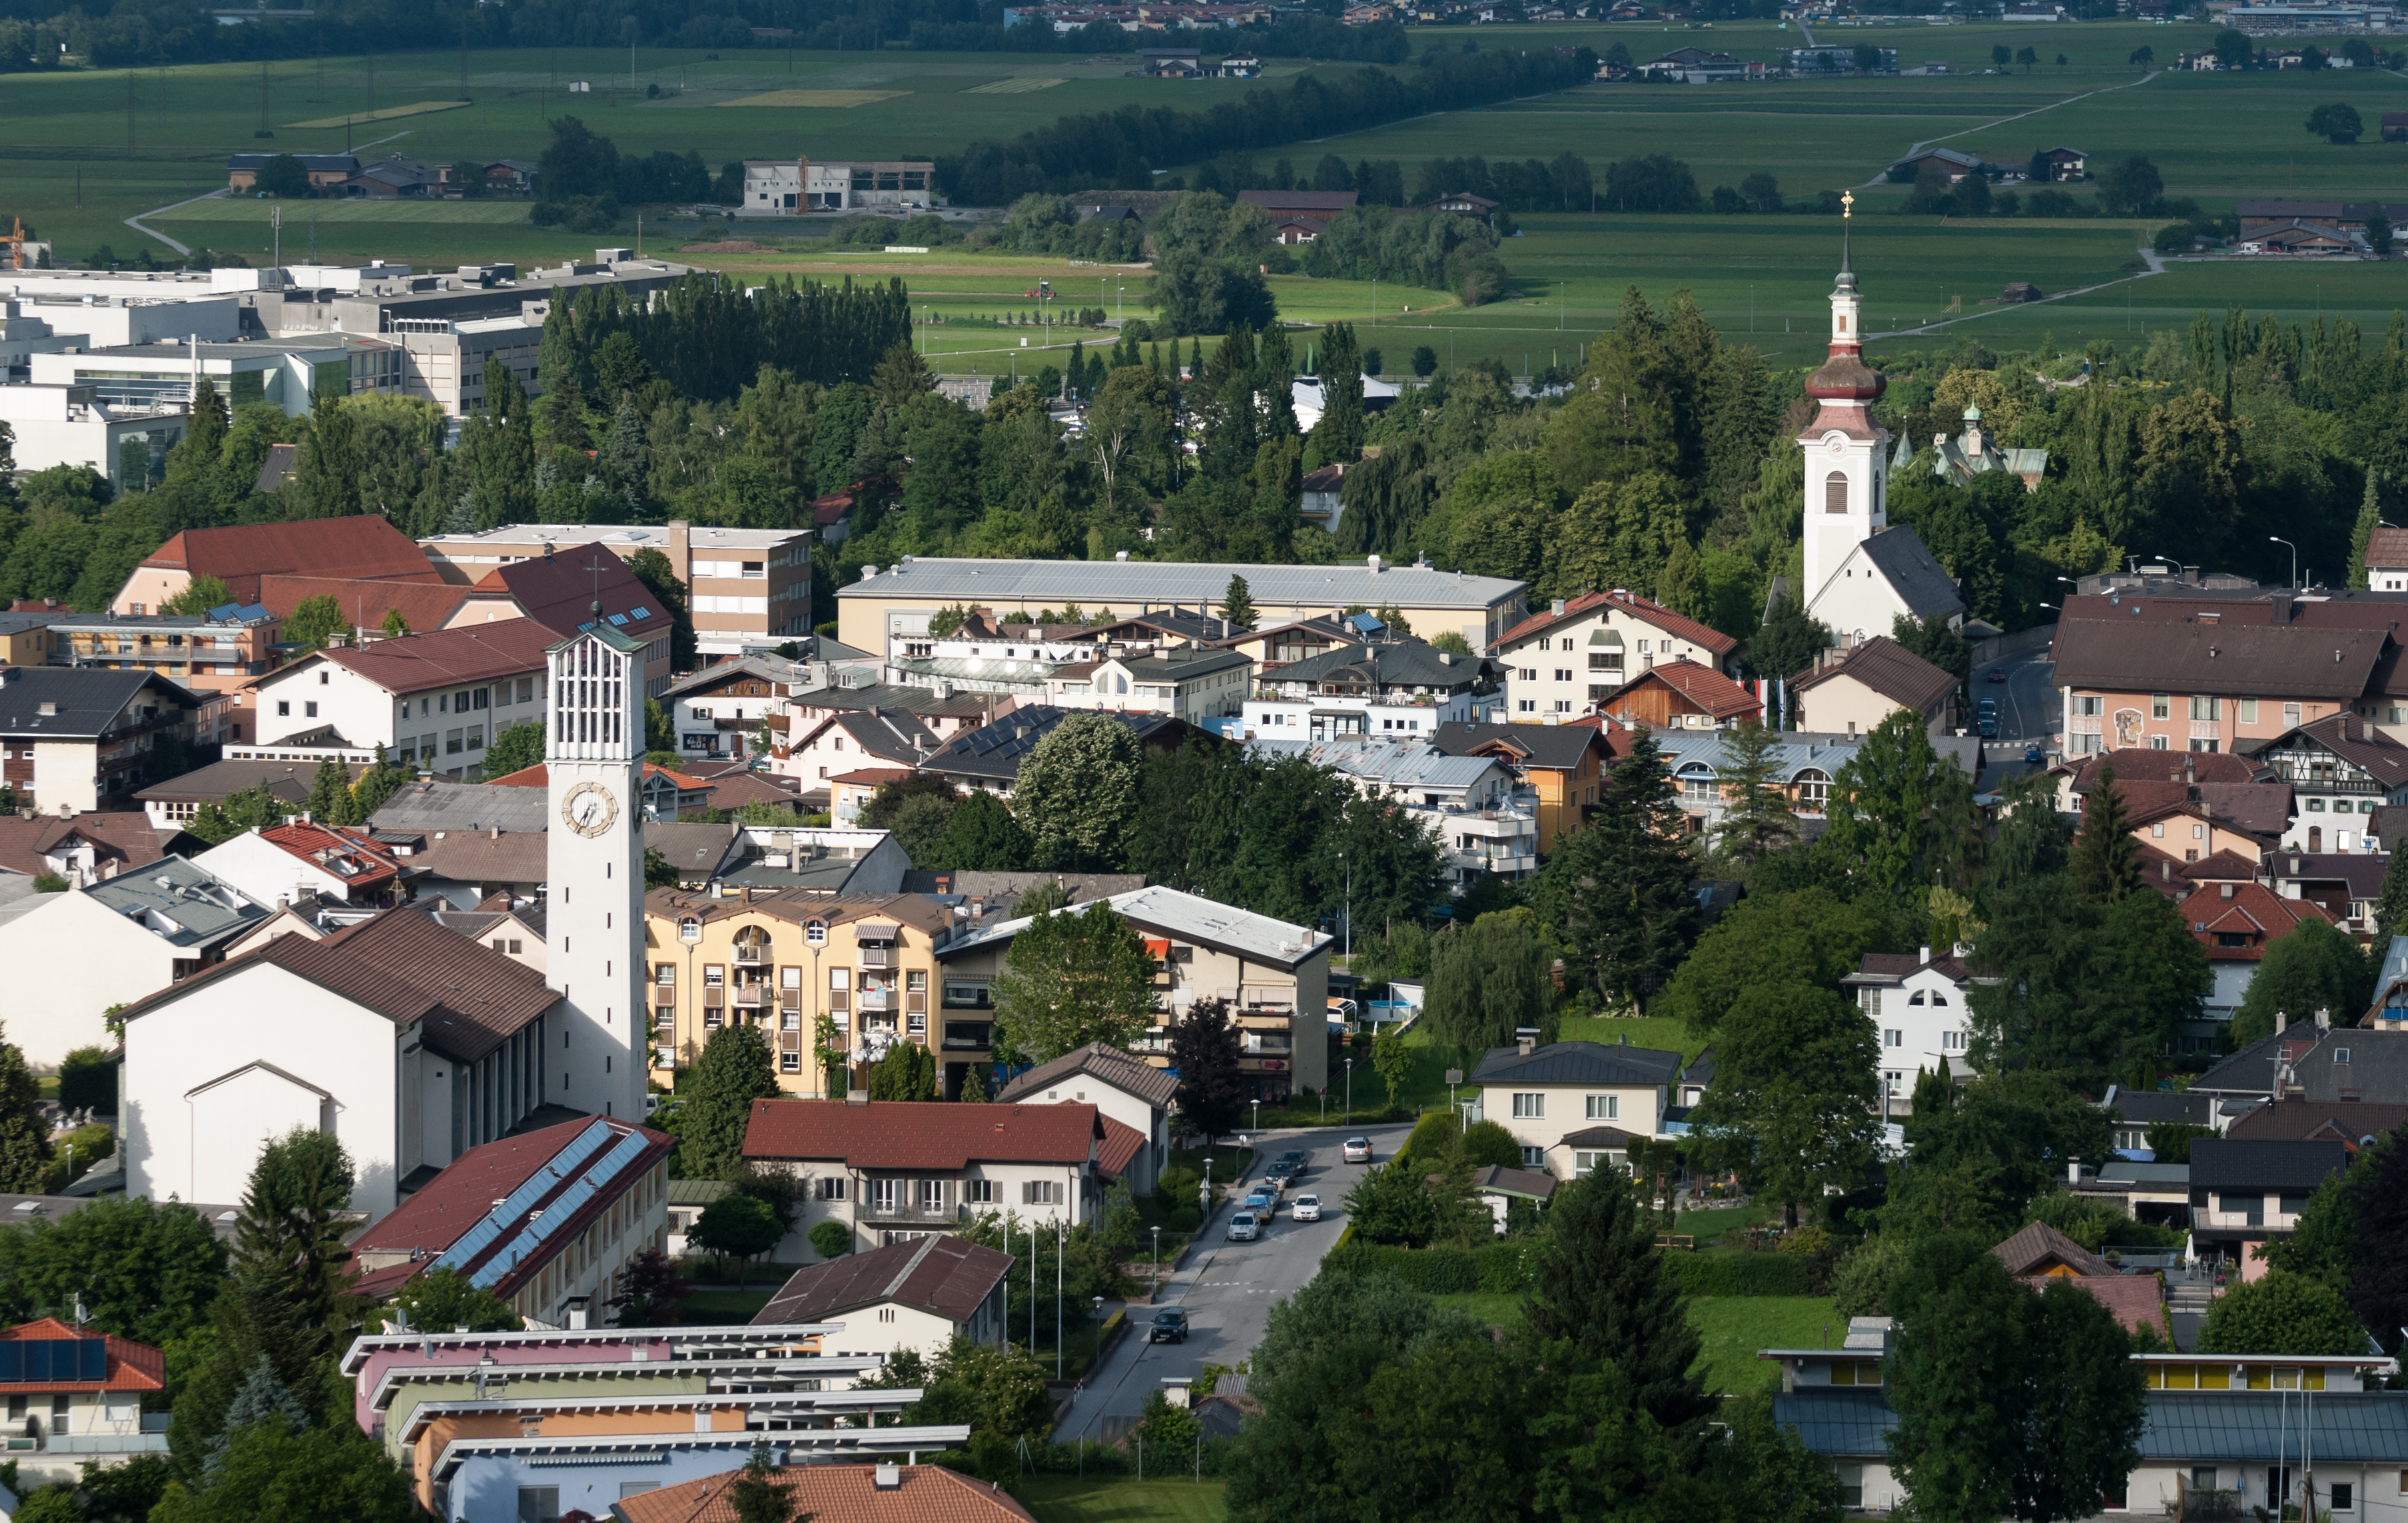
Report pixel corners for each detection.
[1,218,25,270]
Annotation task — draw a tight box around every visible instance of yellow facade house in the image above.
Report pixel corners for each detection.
[642,888,982,1097]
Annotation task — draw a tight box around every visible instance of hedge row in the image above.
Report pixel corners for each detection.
[1322,1243,1814,1297]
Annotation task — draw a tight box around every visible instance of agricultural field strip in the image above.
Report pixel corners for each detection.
[1872,69,2164,184]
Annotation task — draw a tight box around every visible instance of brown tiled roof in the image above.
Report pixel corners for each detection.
[2186,848,2262,880]
[1602,659,1762,721]
[2052,617,2389,701]
[492,548,675,646]
[310,617,558,695]
[346,1116,672,1298]
[0,811,197,878]
[752,1234,1013,1329]
[0,1318,165,1393]
[2116,782,2292,841]
[142,518,439,603]
[1992,1220,2117,1278]
[255,575,469,635]
[699,771,803,814]
[2069,749,2269,789]
[1794,635,1958,713]
[742,1098,1102,1169]
[643,889,954,938]
[1496,589,1737,657]
[2289,712,2408,790]
[1852,950,1972,983]
[111,904,558,1062]
[2363,527,2408,569]
[614,1463,1038,1523]
[2022,1273,2164,1337]
[994,1041,1180,1109]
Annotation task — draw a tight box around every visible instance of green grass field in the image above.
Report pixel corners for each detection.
[1673,1201,1777,1245]
[7,31,2403,371]
[1687,1295,1836,1394]
[1557,1014,1709,1060]
[1019,1476,1229,1523]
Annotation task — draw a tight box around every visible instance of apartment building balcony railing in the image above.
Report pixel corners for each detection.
[733,985,768,1008]
[855,1200,970,1227]
[734,945,767,964]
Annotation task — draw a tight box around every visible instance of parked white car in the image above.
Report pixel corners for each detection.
[1292,1193,1322,1223]
[1227,1211,1261,1242]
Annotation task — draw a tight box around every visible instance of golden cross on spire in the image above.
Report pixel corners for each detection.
[1842,190,1854,220]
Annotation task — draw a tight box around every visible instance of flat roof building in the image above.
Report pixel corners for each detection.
[837,555,1527,657]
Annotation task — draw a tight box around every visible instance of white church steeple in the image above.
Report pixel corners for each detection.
[543,587,647,1124]
[1797,190,1892,626]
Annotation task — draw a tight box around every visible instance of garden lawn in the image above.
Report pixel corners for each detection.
[1557,1014,1708,1062]
[1429,1291,1528,1329]
[1018,1477,1229,1523]
[1687,1295,1837,1396]
[676,1285,779,1322]
[1672,1201,1775,1246]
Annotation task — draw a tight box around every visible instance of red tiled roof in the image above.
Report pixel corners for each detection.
[753,1234,1013,1328]
[2023,1273,2165,1337]
[112,904,558,1062]
[310,617,558,695]
[614,1464,1038,1523]
[142,518,440,603]
[1497,589,1737,657]
[2070,749,2268,789]
[0,1319,165,1393]
[742,1099,1103,1169]
[1096,1114,1146,1181]
[1605,659,1763,721]
[2367,526,2408,569]
[346,1116,673,1298]
[257,820,403,890]
[255,575,470,635]
[2188,881,2340,962]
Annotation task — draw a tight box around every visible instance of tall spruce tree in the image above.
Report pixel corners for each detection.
[2377,844,2408,942]
[1709,722,1799,868]
[1521,1166,1715,1437]
[2343,1127,2408,1355]
[2351,471,2381,590]
[677,1026,783,1180]
[2071,762,2144,904]
[1541,728,1697,1012]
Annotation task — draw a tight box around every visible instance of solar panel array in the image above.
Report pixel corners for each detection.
[431,1119,619,1279]
[470,1127,655,1290]
[0,1338,109,1383]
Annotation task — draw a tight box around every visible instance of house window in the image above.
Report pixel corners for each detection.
[1573,1151,1609,1176]
[2190,695,2216,721]
[1857,988,1881,1015]
[867,1178,898,1213]
[968,1180,998,1203]
[1586,1094,1618,1119]
[1942,1030,1964,1050]
[2285,703,2302,727]
[1022,1180,1060,1205]
[1835,1465,1864,1510]
[1884,1029,1903,1048]
[518,1488,560,1523]
[2332,1484,2353,1512]
[2241,699,2259,724]
[805,920,826,946]
[2152,695,2169,719]
[814,1176,847,1201]
[1521,1146,1545,1168]
[1824,471,1848,513]
[919,1178,947,1213]
[1511,1092,1545,1119]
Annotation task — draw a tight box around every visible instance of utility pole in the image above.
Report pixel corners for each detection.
[126,72,135,152]
[259,61,268,133]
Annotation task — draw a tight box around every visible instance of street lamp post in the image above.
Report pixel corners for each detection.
[1092,1295,1106,1370]
[2271,535,2298,590]
[1150,1225,1160,1287]
[1251,1097,1260,1135]
[1344,1058,1353,1121]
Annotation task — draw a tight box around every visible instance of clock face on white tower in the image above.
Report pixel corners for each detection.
[562,782,617,838]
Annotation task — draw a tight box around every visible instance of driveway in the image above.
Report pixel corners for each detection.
[1972,647,2058,746]
[1054,1121,1412,1441]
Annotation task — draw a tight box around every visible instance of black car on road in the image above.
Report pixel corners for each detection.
[1148,1308,1189,1344]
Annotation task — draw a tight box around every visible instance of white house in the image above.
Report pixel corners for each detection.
[117,906,568,1216]
[1839,947,1980,1113]
[0,856,268,1070]
[243,617,556,773]
[751,1234,1012,1363]
[193,820,409,914]
[740,1097,1111,1258]
[1495,589,1740,720]
[1467,1037,1688,1177]
[1045,647,1253,725]
[994,1041,1180,1197]
[1241,639,1503,741]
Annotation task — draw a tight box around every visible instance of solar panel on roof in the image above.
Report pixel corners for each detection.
[431,1119,617,1277]
[0,1338,107,1383]
[631,605,652,619]
[607,613,629,626]
[470,1129,654,1289]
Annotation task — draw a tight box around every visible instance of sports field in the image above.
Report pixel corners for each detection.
[3,27,2403,368]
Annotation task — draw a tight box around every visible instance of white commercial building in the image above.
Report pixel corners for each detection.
[738,159,937,215]
[0,383,189,485]
[417,522,813,654]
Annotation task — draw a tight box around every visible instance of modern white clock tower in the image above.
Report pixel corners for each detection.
[546,620,647,1122]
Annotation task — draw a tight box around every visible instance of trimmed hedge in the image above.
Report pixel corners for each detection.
[1323,1242,1814,1297]
[1661,1252,1815,1297]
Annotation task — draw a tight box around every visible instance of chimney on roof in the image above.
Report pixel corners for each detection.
[845,1087,869,1105]
[874,1463,902,1490]
[1516,1033,1535,1057]
[1918,945,1931,964]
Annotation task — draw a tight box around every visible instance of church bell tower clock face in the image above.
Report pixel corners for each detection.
[562,781,617,838]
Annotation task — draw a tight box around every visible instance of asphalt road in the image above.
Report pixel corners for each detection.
[1972,646,2059,747]
[1054,1121,1413,1442]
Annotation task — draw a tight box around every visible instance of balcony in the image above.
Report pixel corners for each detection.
[733,986,768,1009]
[734,945,767,965]
[858,989,891,1012]
[856,1199,969,1227]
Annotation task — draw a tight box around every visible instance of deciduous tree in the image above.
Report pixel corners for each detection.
[991,900,1158,1064]
[1421,909,1552,1066]
[1013,713,1143,871]
[2196,1269,2365,1355]
[2232,916,2376,1045]
[1690,984,1879,1226]
[675,1026,782,1181]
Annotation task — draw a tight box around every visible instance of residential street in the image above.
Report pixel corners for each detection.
[1972,646,2058,745]
[1053,1121,1413,1442]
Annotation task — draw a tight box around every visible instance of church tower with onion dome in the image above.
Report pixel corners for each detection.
[1798,191,1893,617]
